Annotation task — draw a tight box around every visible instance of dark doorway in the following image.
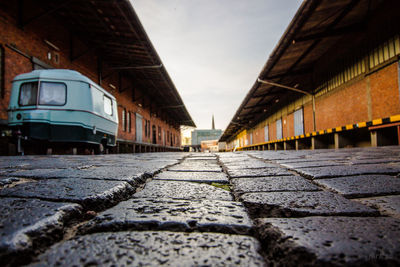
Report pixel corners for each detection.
[152,125,157,144]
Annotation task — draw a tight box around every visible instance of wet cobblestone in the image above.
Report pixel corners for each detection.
[154,171,229,184]
[0,197,81,265]
[1,147,400,266]
[81,198,252,235]
[133,180,233,201]
[239,191,378,217]
[30,231,266,266]
[0,178,134,210]
[255,217,400,266]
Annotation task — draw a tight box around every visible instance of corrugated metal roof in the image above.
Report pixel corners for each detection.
[221,0,398,142]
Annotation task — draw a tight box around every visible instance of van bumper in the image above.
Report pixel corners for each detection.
[10,122,116,146]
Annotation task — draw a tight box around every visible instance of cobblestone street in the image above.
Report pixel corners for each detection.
[1,147,400,266]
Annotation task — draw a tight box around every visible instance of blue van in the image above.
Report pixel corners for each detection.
[8,69,118,153]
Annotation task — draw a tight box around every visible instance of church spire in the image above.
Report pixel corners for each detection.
[212,114,215,130]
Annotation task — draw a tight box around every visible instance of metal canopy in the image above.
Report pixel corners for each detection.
[220,0,398,142]
[6,0,195,127]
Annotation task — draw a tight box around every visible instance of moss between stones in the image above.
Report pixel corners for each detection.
[211,183,231,191]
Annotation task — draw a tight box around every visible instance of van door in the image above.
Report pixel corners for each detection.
[136,113,143,142]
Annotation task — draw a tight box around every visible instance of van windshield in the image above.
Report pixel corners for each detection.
[19,81,66,106]
[39,82,66,105]
[19,82,38,106]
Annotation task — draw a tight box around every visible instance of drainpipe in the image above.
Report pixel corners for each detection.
[257,78,316,131]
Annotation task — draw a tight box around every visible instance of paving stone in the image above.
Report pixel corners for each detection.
[5,166,150,186]
[30,231,266,267]
[295,163,400,179]
[154,171,229,183]
[315,175,400,198]
[185,157,217,161]
[239,191,378,217]
[280,161,346,169]
[231,176,320,195]
[0,177,20,186]
[133,180,233,201]
[275,158,346,164]
[356,195,400,219]
[349,158,400,165]
[0,178,134,210]
[81,198,252,235]
[168,163,222,172]
[255,217,400,266]
[227,167,292,178]
[223,161,278,170]
[0,197,81,265]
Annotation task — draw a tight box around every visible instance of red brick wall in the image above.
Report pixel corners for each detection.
[254,126,264,144]
[269,121,277,141]
[315,78,369,131]
[0,8,181,147]
[282,113,294,138]
[370,63,400,119]
[303,103,314,134]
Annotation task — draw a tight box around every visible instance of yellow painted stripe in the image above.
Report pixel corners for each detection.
[335,127,342,132]
[327,128,333,133]
[306,133,310,137]
[301,135,305,138]
[346,124,353,130]
[390,114,400,122]
[372,118,382,125]
[358,122,367,128]
[319,130,324,135]
[312,132,317,136]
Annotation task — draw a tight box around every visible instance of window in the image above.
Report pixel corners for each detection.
[294,108,304,136]
[276,119,282,140]
[19,82,38,106]
[264,125,269,142]
[127,111,131,133]
[38,82,66,106]
[250,133,253,145]
[122,108,126,132]
[147,120,150,138]
[104,96,113,115]
[158,126,161,140]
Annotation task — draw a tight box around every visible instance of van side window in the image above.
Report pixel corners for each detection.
[39,82,66,106]
[19,82,38,106]
[104,95,113,115]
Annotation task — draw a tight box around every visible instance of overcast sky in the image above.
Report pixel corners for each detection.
[132,0,303,130]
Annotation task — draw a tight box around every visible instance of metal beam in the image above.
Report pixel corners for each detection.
[243,103,269,110]
[20,0,73,28]
[294,22,364,42]
[266,67,312,79]
[257,79,312,96]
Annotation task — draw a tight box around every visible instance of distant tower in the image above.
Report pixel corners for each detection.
[212,114,215,130]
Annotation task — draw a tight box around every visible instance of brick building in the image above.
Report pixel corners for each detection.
[0,0,195,154]
[220,0,400,151]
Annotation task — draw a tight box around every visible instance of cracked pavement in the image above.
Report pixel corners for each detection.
[1,147,400,266]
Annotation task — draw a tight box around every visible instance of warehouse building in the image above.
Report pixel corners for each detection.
[0,0,195,154]
[220,0,400,151]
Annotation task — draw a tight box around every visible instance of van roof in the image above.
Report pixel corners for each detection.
[13,69,115,99]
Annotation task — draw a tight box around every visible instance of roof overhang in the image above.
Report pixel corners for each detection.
[220,0,398,142]
[7,0,195,127]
